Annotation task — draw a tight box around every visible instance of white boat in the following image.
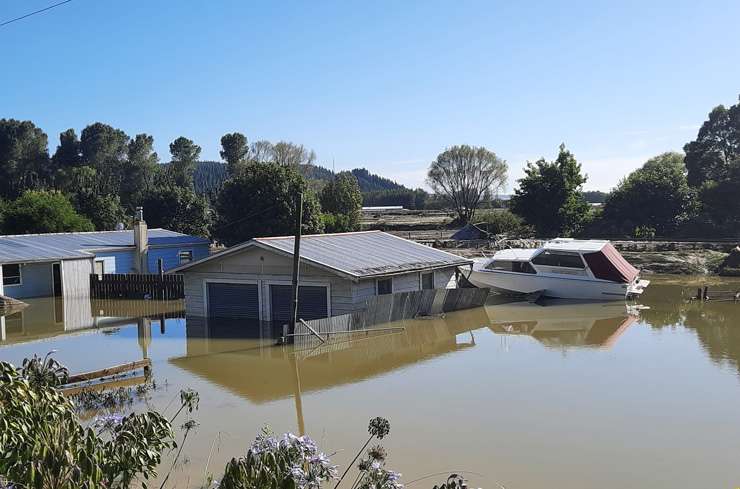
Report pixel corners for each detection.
[467,238,650,301]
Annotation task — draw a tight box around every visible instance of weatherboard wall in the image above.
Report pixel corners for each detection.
[2,262,54,299]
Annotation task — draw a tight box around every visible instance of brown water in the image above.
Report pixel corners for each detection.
[2,276,740,489]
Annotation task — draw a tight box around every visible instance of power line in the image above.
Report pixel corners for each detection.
[0,0,73,28]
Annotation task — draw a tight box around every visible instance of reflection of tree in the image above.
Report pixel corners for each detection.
[642,301,740,375]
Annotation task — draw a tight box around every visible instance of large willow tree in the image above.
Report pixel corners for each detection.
[426,145,507,223]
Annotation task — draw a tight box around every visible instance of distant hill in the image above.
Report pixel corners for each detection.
[192,161,410,195]
[194,161,228,195]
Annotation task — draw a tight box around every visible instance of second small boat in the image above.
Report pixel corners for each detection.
[468,238,649,301]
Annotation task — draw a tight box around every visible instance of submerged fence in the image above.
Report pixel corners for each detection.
[294,287,490,347]
[90,274,184,300]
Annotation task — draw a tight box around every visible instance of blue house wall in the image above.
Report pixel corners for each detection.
[2,262,54,299]
[94,244,210,274]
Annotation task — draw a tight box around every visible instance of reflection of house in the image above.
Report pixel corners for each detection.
[485,300,637,348]
[0,295,184,345]
[171,231,472,323]
[169,308,489,403]
[0,215,209,300]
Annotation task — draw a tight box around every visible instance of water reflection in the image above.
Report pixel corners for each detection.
[0,296,183,346]
[485,300,638,349]
[170,308,489,404]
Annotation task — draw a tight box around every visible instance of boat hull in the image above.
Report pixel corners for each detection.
[468,269,640,301]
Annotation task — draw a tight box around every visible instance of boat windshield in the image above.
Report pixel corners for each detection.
[531,250,585,269]
[485,260,537,274]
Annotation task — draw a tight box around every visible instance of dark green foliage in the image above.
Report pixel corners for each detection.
[79,122,129,196]
[169,136,201,189]
[141,184,212,238]
[510,144,590,237]
[0,119,50,199]
[121,133,159,209]
[2,190,94,234]
[221,132,250,176]
[698,158,740,229]
[301,163,335,181]
[0,360,176,489]
[475,209,533,237]
[74,191,127,231]
[213,163,323,245]
[582,190,608,203]
[351,168,407,192]
[320,172,362,232]
[427,145,508,223]
[362,188,428,209]
[602,152,696,235]
[684,97,740,188]
[21,352,69,388]
[51,128,82,171]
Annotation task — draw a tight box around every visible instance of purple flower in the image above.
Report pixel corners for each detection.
[94,413,124,430]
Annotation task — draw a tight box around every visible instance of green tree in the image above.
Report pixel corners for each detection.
[51,128,82,173]
[74,191,127,231]
[509,144,590,236]
[2,190,94,234]
[699,158,740,229]
[141,185,212,237]
[122,133,159,208]
[220,132,249,175]
[213,163,323,245]
[0,119,50,199]
[169,136,201,189]
[319,171,362,232]
[79,122,129,195]
[602,152,696,235]
[684,96,740,187]
[427,145,507,223]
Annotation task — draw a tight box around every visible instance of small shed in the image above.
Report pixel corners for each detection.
[170,231,473,322]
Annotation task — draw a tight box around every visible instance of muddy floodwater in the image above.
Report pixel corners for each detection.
[2,276,740,489]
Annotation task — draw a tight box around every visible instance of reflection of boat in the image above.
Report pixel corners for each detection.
[485,300,638,348]
[468,238,650,300]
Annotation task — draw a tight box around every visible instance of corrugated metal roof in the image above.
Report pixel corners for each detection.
[0,229,209,264]
[173,231,472,279]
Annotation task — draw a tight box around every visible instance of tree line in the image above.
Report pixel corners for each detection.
[428,95,740,239]
[0,123,363,243]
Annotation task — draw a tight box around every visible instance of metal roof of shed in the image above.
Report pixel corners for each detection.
[0,229,209,264]
[171,231,472,279]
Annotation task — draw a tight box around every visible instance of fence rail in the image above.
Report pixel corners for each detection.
[90,274,184,300]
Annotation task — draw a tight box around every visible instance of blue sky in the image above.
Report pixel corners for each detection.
[2,0,739,191]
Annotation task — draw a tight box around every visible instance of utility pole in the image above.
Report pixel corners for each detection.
[289,192,303,339]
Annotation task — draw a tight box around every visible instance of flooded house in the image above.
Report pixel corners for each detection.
[0,214,210,301]
[171,231,473,322]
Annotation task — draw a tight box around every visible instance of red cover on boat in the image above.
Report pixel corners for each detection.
[583,243,639,283]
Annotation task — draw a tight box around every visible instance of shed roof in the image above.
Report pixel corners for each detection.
[0,229,210,264]
[171,231,472,279]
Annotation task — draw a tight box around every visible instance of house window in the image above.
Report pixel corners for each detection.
[421,272,435,290]
[178,250,194,265]
[376,278,393,295]
[2,264,22,286]
[94,260,105,277]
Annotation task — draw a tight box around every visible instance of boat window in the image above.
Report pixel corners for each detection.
[485,260,536,274]
[531,251,585,269]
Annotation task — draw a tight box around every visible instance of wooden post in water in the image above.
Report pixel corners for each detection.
[289,192,303,339]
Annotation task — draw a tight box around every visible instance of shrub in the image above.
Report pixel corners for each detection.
[475,209,533,237]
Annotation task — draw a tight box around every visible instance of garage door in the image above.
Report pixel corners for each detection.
[207,282,259,319]
[270,285,328,323]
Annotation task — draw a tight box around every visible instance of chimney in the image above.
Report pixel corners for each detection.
[133,207,149,273]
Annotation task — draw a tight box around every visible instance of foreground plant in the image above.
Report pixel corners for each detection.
[0,360,194,489]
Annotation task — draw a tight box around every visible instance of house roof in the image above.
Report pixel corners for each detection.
[0,229,210,265]
[171,231,472,280]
